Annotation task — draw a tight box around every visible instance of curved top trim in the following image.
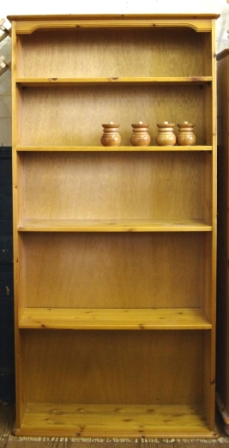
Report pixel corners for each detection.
[8,15,219,34]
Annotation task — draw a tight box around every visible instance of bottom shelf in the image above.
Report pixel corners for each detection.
[14,404,217,438]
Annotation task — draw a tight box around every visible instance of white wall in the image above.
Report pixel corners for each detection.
[0,0,228,146]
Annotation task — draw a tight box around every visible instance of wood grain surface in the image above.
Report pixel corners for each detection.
[0,406,229,446]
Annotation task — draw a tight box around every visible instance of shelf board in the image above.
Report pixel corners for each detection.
[17,218,212,232]
[16,76,213,86]
[13,403,217,438]
[19,308,212,330]
[16,145,213,152]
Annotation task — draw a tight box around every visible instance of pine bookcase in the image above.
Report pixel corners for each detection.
[9,14,218,438]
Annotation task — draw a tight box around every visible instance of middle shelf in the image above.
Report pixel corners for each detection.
[16,145,213,152]
[17,218,212,232]
[19,307,212,330]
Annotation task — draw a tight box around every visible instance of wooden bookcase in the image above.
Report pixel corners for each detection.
[9,14,218,438]
[216,49,229,434]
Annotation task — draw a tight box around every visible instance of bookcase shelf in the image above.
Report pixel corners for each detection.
[16,145,213,152]
[10,13,218,438]
[14,403,216,438]
[18,307,212,330]
[17,218,212,232]
[15,76,213,86]
[13,327,217,438]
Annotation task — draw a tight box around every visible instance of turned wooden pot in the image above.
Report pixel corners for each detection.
[130,122,151,146]
[177,121,196,146]
[156,121,176,146]
[101,123,121,146]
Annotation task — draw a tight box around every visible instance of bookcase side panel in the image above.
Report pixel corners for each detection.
[216,51,229,416]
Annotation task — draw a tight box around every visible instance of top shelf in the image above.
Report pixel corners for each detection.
[8,14,219,34]
[16,77,212,86]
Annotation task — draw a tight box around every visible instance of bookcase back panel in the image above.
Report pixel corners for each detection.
[17,85,212,146]
[22,329,204,405]
[17,28,211,78]
[19,232,210,309]
[18,152,212,223]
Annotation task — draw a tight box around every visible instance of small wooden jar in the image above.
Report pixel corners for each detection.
[130,122,151,146]
[101,123,121,146]
[156,122,176,146]
[177,121,196,146]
